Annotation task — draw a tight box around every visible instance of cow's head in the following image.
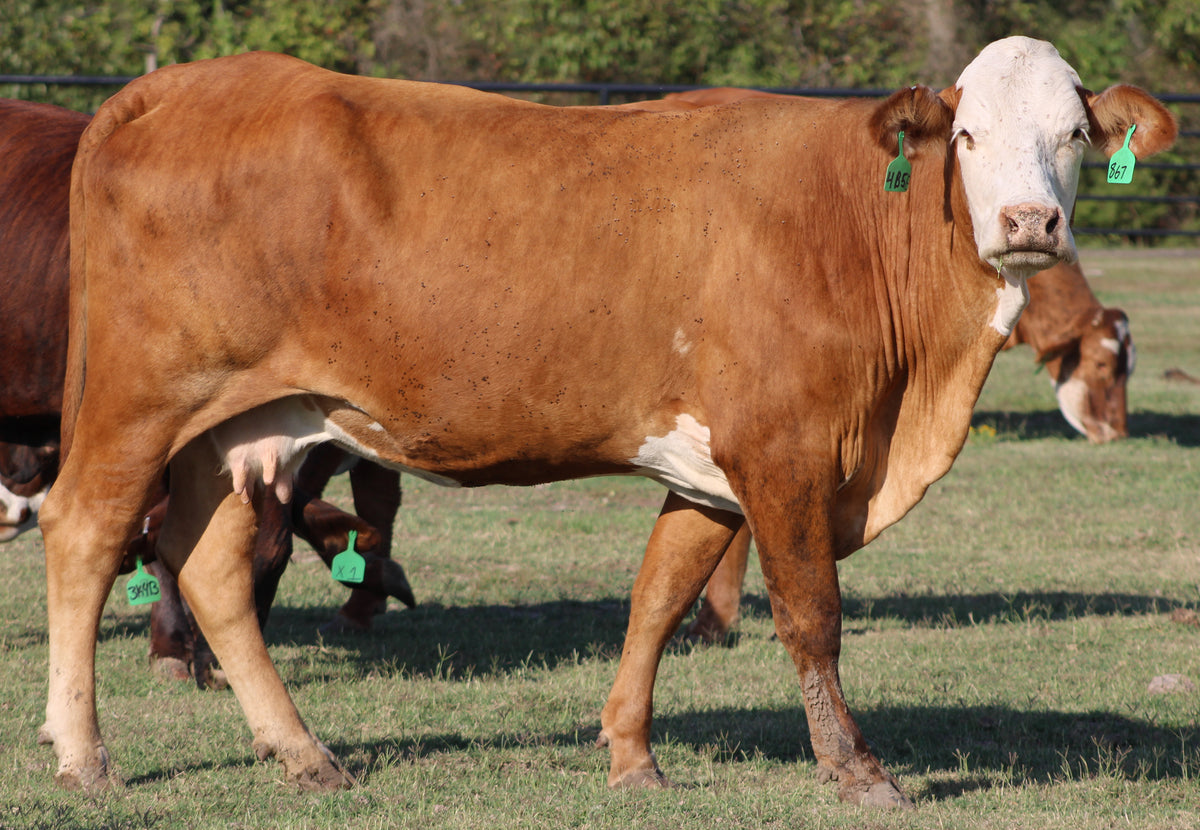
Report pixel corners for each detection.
[941,37,1176,275]
[871,37,1176,278]
[1042,307,1134,443]
[0,441,58,542]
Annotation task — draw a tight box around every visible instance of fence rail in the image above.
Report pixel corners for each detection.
[4,74,1198,240]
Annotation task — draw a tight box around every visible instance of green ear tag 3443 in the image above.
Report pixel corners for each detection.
[332,530,365,585]
[1107,124,1137,184]
[126,558,161,606]
[884,131,911,192]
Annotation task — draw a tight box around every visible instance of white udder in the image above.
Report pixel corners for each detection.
[208,396,460,504]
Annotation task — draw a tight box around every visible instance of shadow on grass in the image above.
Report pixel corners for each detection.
[971,409,1200,446]
[304,702,1197,799]
[255,588,1193,675]
[745,589,1195,631]
[98,595,1200,799]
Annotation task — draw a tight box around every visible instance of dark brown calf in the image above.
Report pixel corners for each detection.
[0,98,411,685]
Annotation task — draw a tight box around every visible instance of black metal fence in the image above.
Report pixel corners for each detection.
[4,74,1198,242]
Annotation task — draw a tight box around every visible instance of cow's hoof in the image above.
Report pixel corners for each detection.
[290,758,356,792]
[380,560,416,608]
[611,767,670,789]
[195,666,229,691]
[683,609,733,644]
[841,780,914,810]
[258,738,357,792]
[53,747,121,793]
[152,656,191,682]
[318,612,371,636]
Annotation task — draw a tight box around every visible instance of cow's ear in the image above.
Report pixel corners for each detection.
[869,85,954,155]
[1083,85,1177,158]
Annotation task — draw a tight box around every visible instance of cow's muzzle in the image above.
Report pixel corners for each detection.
[998,202,1067,268]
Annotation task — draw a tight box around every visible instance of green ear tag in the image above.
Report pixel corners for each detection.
[1107,125,1137,184]
[884,131,912,192]
[126,558,161,606]
[331,530,365,585]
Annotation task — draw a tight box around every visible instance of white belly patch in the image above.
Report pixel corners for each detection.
[630,413,741,514]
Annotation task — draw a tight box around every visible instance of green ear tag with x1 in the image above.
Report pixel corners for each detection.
[884,131,911,192]
[1107,124,1137,184]
[332,530,365,585]
[126,558,161,606]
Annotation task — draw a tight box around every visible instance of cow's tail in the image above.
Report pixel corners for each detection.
[61,81,161,459]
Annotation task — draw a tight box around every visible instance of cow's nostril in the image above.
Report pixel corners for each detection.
[1046,213,1059,235]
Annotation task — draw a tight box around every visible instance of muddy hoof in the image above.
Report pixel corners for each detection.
[319,612,371,636]
[152,656,192,682]
[291,758,356,792]
[842,780,914,810]
[53,748,121,794]
[611,767,670,789]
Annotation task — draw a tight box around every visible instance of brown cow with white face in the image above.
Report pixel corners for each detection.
[39,38,1175,807]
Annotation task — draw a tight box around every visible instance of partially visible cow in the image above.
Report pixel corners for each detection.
[1005,260,1134,443]
[40,38,1175,807]
[0,99,412,686]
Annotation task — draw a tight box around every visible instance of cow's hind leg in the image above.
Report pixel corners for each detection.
[686,524,752,642]
[597,492,742,787]
[157,438,353,791]
[38,448,168,791]
[341,460,404,626]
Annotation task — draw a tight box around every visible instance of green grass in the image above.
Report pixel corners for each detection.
[3,249,1200,829]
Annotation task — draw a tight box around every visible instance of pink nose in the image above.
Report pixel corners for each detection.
[1001,202,1062,250]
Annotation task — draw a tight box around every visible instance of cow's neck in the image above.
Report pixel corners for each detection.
[830,165,1016,555]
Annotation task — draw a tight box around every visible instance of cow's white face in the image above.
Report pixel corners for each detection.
[952,37,1090,275]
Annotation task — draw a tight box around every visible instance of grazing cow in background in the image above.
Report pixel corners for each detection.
[0,99,412,686]
[40,38,1175,807]
[1005,260,1134,443]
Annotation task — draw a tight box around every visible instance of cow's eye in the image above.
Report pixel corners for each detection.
[1071,127,1089,143]
[956,129,975,150]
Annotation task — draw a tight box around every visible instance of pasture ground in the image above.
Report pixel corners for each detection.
[1,248,1198,829]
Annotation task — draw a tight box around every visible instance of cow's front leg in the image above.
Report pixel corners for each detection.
[159,440,353,791]
[598,492,742,787]
[754,511,913,809]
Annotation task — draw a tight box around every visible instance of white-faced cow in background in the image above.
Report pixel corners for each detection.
[40,37,1175,807]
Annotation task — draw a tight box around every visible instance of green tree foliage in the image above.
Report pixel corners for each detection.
[0,0,380,111]
[1,0,1197,236]
[439,0,924,89]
